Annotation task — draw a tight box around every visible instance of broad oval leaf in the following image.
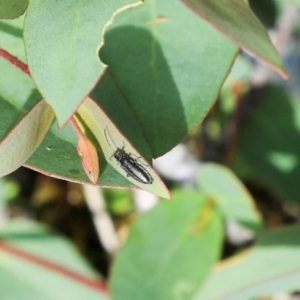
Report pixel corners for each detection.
[99,0,238,156]
[110,190,224,300]
[0,99,54,177]
[181,0,287,78]
[23,0,141,126]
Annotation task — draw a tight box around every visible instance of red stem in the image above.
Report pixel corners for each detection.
[0,241,108,293]
[0,47,30,76]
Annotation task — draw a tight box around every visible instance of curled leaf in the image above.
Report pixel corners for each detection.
[77,136,99,185]
[0,99,54,177]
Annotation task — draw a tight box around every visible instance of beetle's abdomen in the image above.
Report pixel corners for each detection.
[114,151,153,184]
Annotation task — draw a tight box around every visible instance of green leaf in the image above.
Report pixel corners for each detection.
[0,17,149,188]
[198,163,262,232]
[0,0,28,19]
[0,99,54,177]
[0,220,107,300]
[195,224,300,300]
[0,15,99,185]
[181,0,287,78]
[23,0,141,126]
[110,190,224,300]
[0,1,236,188]
[26,121,106,184]
[100,0,238,156]
[233,85,300,205]
[77,97,170,199]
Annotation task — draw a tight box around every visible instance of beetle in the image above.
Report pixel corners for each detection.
[104,128,153,185]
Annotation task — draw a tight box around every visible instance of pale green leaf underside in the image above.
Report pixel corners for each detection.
[0,99,54,177]
[23,0,142,126]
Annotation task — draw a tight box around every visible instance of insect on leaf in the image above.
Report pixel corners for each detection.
[77,97,170,199]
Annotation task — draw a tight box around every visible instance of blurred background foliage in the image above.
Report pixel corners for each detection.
[2,0,300,299]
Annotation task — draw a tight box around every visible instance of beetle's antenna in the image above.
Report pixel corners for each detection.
[104,126,117,150]
[104,127,111,147]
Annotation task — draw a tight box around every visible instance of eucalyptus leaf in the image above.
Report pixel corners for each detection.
[0,220,107,300]
[181,0,286,78]
[0,99,54,177]
[100,0,238,156]
[195,224,300,300]
[0,2,237,187]
[110,190,224,300]
[23,0,141,126]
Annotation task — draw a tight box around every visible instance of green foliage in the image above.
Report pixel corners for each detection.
[99,0,237,156]
[109,167,265,300]
[0,220,107,300]
[0,0,238,186]
[110,190,224,300]
[196,224,300,300]
[0,0,299,299]
[0,100,54,177]
[0,0,28,19]
[233,85,300,204]
[23,0,140,126]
